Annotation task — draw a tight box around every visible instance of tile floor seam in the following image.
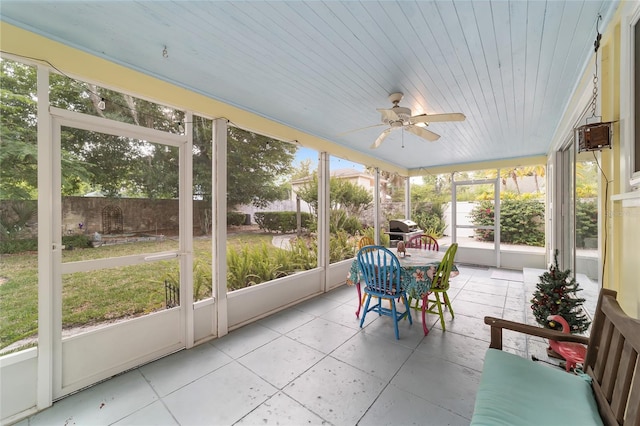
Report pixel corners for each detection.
[324,354,397,426]
[135,368,182,426]
[385,379,474,423]
[276,388,336,426]
[235,335,328,392]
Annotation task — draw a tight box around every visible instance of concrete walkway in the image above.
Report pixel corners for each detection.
[271,233,296,249]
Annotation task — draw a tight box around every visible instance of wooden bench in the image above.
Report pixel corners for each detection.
[470,288,640,426]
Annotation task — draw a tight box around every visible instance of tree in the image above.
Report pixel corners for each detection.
[296,174,372,216]
[223,127,295,208]
[290,159,314,180]
[134,144,180,199]
[523,165,546,193]
[410,173,451,206]
[191,121,297,208]
[2,59,296,205]
[530,250,591,334]
[1,60,38,199]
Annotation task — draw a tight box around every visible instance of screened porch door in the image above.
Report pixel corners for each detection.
[50,109,192,399]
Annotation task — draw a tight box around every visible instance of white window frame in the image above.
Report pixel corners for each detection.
[622,2,640,190]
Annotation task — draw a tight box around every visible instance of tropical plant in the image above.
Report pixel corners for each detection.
[161,258,213,302]
[329,229,355,263]
[286,237,318,270]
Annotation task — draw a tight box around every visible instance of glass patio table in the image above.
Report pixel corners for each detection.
[346,248,459,318]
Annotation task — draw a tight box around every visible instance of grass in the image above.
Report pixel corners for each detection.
[0,231,277,352]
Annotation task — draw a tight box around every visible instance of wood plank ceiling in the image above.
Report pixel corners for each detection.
[0,1,618,173]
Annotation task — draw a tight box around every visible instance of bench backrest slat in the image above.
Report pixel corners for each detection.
[593,318,615,382]
[602,329,625,400]
[611,341,637,423]
[586,293,640,426]
[626,365,640,426]
[586,289,616,374]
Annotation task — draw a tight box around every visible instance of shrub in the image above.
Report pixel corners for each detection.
[329,209,362,235]
[576,200,597,248]
[412,202,446,238]
[227,211,246,226]
[254,211,312,233]
[469,197,544,246]
[0,201,37,239]
[62,234,92,249]
[0,238,38,254]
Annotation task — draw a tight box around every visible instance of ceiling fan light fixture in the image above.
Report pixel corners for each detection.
[392,106,411,121]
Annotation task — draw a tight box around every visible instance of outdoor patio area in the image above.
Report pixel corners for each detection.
[18,264,599,426]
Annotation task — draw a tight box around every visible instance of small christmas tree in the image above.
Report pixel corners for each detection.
[530,250,591,334]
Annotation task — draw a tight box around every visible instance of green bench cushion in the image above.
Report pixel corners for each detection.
[470,348,603,426]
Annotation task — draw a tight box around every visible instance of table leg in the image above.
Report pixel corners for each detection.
[421,294,430,335]
[355,282,362,318]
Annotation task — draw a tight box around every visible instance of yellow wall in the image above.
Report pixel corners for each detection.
[598,2,640,318]
[618,205,640,317]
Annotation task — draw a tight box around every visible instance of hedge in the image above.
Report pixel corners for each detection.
[469,198,545,246]
[254,211,313,233]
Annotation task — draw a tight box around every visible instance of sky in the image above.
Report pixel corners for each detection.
[293,146,365,172]
[293,146,423,183]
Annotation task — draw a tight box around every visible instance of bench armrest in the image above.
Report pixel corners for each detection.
[484,316,590,350]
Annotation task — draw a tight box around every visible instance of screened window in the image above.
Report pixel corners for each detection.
[0,58,39,354]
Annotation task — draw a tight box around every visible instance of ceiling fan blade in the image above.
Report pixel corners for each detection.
[410,112,466,124]
[370,128,393,149]
[377,108,399,124]
[336,123,385,137]
[406,125,440,142]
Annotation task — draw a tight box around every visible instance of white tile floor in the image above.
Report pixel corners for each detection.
[17,265,599,426]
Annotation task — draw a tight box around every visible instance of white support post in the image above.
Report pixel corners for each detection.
[494,176,501,268]
[213,118,228,338]
[451,172,457,243]
[37,65,53,411]
[181,112,194,348]
[405,176,411,220]
[319,152,330,291]
[374,168,380,245]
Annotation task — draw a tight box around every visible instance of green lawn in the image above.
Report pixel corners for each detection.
[0,232,276,352]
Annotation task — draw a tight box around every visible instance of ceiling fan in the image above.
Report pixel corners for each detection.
[369,92,465,149]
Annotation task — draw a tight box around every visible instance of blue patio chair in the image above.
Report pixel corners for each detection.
[357,245,412,339]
